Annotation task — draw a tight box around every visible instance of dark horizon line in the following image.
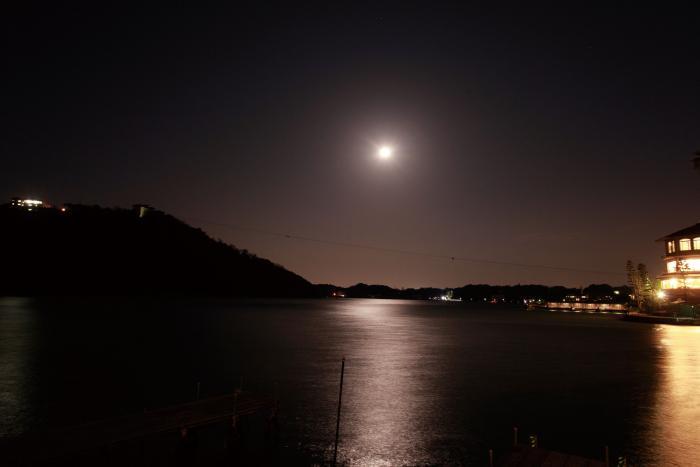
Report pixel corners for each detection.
[2,199,632,292]
[316,282,630,292]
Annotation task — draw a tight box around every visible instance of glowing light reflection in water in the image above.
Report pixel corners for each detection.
[0,298,34,436]
[648,325,700,466]
[330,300,448,466]
[6,298,700,465]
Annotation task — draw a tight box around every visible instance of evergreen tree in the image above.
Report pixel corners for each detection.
[626,260,643,309]
[638,263,653,310]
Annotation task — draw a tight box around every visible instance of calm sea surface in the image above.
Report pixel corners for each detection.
[1,297,699,465]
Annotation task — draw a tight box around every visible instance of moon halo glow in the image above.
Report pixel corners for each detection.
[378,145,394,160]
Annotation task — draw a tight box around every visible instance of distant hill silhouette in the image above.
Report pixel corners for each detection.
[0,204,314,297]
[317,282,631,303]
[0,202,631,302]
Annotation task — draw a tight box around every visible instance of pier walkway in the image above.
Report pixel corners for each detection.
[500,445,607,466]
[1,391,276,465]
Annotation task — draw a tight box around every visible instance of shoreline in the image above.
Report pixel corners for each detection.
[623,312,700,326]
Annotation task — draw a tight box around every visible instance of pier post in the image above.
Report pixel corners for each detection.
[177,426,197,466]
[140,438,147,466]
[196,382,200,401]
[513,427,518,446]
[226,415,240,463]
[488,448,494,467]
[604,446,609,466]
[332,357,345,467]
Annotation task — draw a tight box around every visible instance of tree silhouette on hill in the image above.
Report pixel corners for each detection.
[0,204,314,297]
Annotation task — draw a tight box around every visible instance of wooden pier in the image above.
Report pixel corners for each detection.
[1,391,277,465]
[499,445,607,467]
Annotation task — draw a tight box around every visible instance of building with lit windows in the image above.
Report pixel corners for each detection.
[657,223,700,302]
[9,198,44,210]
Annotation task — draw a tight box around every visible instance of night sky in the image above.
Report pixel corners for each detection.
[3,5,699,288]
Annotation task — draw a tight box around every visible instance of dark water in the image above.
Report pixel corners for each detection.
[1,297,698,465]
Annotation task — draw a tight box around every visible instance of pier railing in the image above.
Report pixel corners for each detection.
[1,390,277,465]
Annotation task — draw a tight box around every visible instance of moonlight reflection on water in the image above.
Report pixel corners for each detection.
[1,298,699,465]
[331,301,443,465]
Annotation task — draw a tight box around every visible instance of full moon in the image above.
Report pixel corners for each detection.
[378,145,394,159]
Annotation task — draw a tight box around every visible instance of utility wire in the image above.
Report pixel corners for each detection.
[183,216,626,277]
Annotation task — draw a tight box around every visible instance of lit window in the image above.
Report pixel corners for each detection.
[662,278,679,289]
[667,261,677,273]
[674,258,700,272]
[668,241,676,253]
[694,237,700,250]
[680,239,691,251]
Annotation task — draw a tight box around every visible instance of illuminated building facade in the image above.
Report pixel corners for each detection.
[10,198,44,210]
[657,223,700,302]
